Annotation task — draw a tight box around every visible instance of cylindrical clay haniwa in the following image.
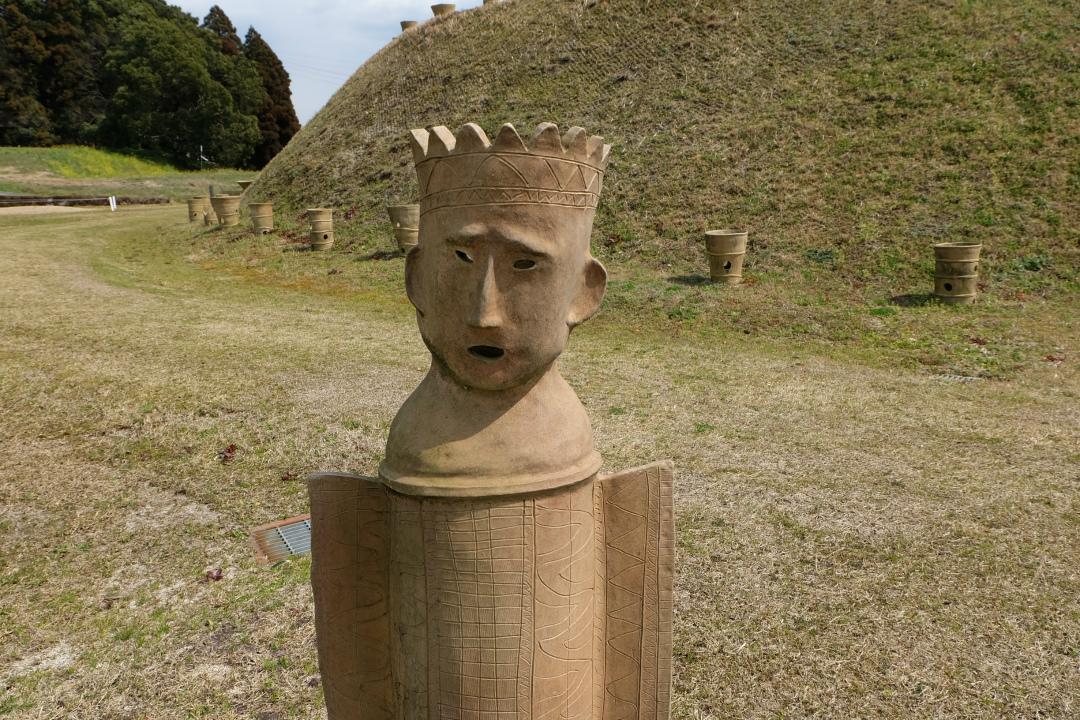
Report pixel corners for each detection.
[386,204,420,252]
[249,202,273,234]
[187,196,210,223]
[705,228,748,284]
[211,195,242,227]
[431,3,456,17]
[933,242,981,304]
[308,208,334,250]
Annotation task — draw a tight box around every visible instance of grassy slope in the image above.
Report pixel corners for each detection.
[0,205,1077,718]
[0,146,174,178]
[255,0,1078,297]
[0,146,251,200]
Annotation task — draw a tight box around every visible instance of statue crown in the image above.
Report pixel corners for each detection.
[409,122,612,215]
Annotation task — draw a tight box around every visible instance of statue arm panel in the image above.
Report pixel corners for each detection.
[308,472,393,720]
[598,461,674,720]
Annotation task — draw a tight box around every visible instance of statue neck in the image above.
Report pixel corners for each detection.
[380,360,601,497]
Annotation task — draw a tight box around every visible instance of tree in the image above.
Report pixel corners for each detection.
[0,0,284,169]
[27,0,109,143]
[0,2,52,145]
[243,27,300,168]
[201,5,241,56]
[97,2,260,168]
[199,5,267,167]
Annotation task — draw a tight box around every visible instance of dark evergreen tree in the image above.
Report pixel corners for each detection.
[243,27,301,168]
[201,5,242,56]
[0,2,52,145]
[197,5,267,166]
[29,0,109,143]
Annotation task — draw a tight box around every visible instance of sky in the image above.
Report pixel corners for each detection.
[174,1,484,125]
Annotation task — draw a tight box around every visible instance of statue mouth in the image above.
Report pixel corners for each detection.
[468,345,505,361]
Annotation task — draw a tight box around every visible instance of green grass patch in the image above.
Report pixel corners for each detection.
[0,145,251,200]
[0,145,174,178]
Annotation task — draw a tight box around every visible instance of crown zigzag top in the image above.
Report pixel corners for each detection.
[410,122,611,168]
[409,122,612,214]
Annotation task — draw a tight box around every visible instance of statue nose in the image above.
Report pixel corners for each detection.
[467,257,504,328]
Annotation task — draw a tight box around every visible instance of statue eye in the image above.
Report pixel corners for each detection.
[513,259,536,270]
[455,250,473,263]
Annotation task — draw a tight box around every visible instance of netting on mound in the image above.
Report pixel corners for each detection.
[259,0,707,209]
[340,1,658,138]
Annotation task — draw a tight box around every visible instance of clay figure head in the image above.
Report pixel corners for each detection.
[406,122,610,391]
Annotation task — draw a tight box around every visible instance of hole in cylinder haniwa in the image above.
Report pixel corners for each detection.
[724,261,732,270]
[944,282,953,291]
[323,233,329,240]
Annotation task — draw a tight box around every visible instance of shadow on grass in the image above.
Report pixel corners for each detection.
[891,293,936,307]
[668,274,712,286]
[361,249,404,262]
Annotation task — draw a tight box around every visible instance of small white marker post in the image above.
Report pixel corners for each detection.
[108,196,117,212]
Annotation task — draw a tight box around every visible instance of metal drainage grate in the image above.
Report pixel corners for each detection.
[249,514,311,565]
[933,374,983,383]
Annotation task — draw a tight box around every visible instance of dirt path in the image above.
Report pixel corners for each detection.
[0,207,1076,718]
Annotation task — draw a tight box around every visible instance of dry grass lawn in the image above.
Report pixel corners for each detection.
[0,207,1077,718]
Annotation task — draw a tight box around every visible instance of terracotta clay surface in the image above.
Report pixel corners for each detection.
[308,208,334,250]
[249,202,273,234]
[400,20,418,31]
[934,242,981,304]
[383,122,611,496]
[309,122,673,720]
[431,3,456,17]
[386,204,420,252]
[704,229,748,284]
[309,462,673,720]
[187,196,209,222]
[210,195,241,227]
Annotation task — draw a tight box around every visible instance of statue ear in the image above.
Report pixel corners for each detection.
[404,246,425,314]
[568,257,607,327]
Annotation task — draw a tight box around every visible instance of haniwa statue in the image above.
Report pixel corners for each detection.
[308,122,674,720]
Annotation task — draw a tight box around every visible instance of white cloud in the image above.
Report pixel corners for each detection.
[173,1,484,123]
